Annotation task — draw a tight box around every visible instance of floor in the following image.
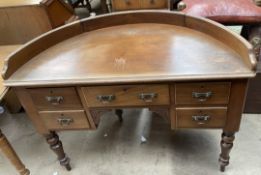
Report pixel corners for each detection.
[0,109,261,175]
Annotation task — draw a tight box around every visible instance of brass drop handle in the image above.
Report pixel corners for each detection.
[57,117,73,126]
[46,96,64,105]
[192,115,210,125]
[139,93,158,102]
[192,91,212,102]
[97,95,116,104]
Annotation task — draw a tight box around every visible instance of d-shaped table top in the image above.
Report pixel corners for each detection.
[2,11,256,86]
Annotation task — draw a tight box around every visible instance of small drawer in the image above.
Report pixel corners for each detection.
[141,0,168,9]
[175,82,230,105]
[111,0,140,11]
[82,85,169,107]
[176,107,227,128]
[28,87,82,110]
[39,110,90,130]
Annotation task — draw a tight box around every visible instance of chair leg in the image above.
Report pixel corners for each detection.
[115,109,123,122]
[0,129,30,175]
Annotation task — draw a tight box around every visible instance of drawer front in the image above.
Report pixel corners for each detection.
[176,107,227,128]
[141,0,168,9]
[28,87,82,110]
[39,110,90,130]
[112,0,140,11]
[82,85,169,107]
[175,82,230,105]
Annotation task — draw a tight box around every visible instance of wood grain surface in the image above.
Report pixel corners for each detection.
[3,25,255,86]
[2,11,256,86]
[0,45,21,99]
[176,107,227,128]
[82,84,169,107]
[39,110,90,130]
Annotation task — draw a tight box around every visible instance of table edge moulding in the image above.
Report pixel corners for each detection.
[1,10,257,172]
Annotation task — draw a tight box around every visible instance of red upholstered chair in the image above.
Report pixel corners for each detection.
[172,0,261,113]
[176,0,261,24]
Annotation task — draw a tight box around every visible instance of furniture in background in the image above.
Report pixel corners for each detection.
[102,0,171,12]
[0,129,30,175]
[0,46,29,175]
[2,11,256,172]
[0,0,78,45]
[173,0,261,113]
[67,0,92,12]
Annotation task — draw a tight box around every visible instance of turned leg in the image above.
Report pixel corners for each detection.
[0,129,30,175]
[45,131,71,171]
[115,109,123,122]
[219,132,235,172]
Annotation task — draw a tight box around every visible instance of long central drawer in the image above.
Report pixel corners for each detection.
[82,85,169,107]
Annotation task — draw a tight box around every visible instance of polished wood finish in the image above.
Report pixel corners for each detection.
[141,0,168,9]
[176,107,227,128]
[2,21,82,80]
[28,87,82,110]
[0,45,29,175]
[175,82,230,105]
[111,0,169,11]
[224,79,248,132]
[111,0,140,11]
[219,132,235,172]
[0,129,30,175]
[39,110,90,130]
[82,85,169,107]
[0,45,22,113]
[41,0,76,28]
[0,0,77,45]
[2,11,255,85]
[45,131,71,171]
[14,87,49,134]
[2,11,256,172]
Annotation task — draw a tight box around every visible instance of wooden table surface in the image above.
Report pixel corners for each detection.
[4,23,254,86]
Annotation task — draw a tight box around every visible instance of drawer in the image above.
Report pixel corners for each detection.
[175,82,230,105]
[176,107,227,128]
[111,0,140,11]
[141,0,168,9]
[39,110,90,130]
[28,87,82,110]
[82,85,169,107]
